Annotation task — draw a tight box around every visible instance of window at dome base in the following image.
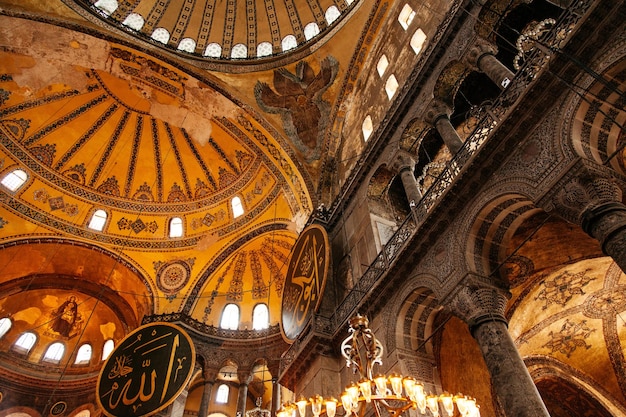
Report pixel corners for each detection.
[257,42,273,57]
[102,339,115,361]
[43,342,65,364]
[325,6,341,25]
[220,304,239,330]
[178,38,196,53]
[151,28,170,44]
[231,44,248,59]
[169,217,184,238]
[1,168,28,192]
[281,35,297,52]
[94,0,118,16]
[122,13,144,31]
[0,317,11,339]
[75,343,93,365]
[304,22,320,40]
[88,209,108,232]
[204,43,222,58]
[232,197,244,218]
[252,304,269,330]
[13,331,37,354]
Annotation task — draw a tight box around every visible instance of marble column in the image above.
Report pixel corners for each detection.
[465,39,515,89]
[271,377,280,417]
[237,371,252,417]
[425,100,463,155]
[539,163,626,273]
[446,281,550,417]
[392,150,422,207]
[198,369,217,417]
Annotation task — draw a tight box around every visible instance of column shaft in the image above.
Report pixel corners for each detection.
[472,320,550,417]
[477,54,515,89]
[271,378,280,417]
[434,116,463,155]
[237,382,249,417]
[399,167,422,205]
[582,202,626,273]
[198,381,214,417]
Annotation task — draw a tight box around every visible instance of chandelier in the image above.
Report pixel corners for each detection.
[277,315,480,417]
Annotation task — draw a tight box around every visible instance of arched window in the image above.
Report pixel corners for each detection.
[13,331,37,354]
[169,217,184,238]
[362,115,373,142]
[151,28,171,44]
[0,317,11,339]
[377,55,389,77]
[231,196,244,218]
[252,304,269,330]
[231,44,248,59]
[257,42,273,57]
[204,43,222,58]
[94,0,118,16]
[43,342,65,363]
[304,22,320,40]
[215,384,230,403]
[1,168,28,191]
[75,343,93,365]
[325,6,341,25]
[398,4,415,30]
[385,74,399,100]
[281,35,297,52]
[410,28,427,55]
[88,209,108,231]
[220,304,239,330]
[102,339,115,360]
[178,38,196,53]
[122,13,144,30]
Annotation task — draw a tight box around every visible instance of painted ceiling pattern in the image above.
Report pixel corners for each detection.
[74,0,359,61]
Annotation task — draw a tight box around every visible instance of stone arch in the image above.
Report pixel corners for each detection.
[526,356,626,416]
[432,60,471,105]
[381,275,445,391]
[367,164,405,243]
[564,45,626,176]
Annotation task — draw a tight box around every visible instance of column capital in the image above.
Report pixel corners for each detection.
[424,99,452,126]
[390,149,417,173]
[238,369,254,385]
[538,159,623,225]
[443,274,511,333]
[464,37,498,69]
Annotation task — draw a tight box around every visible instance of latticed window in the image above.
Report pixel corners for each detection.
[398,4,415,30]
[281,35,297,52]
[377,55,389,77]
[102,339,115,360]
[169,217,183,238]
[75,343,92,365]
[1,169,28,191]
[178,38,196,53]
[151,28,170,44]
[13,331,37,354]
[385,74,399,100]
[88,209,107,231]
[325,6,340,25]
[122,13,144,30]
[252,304,269,330]
[220,304,239,330]
[94,0,118,15]
[231,44,247,59]
[43,342,65,363]
[304,22,320,40]
[411,29,427,55]
[216,384,229,403]
[232,197,244,218]
[362,115,373,142]
[204,43,222,58]
[0,317,11,339]
[257,42,273,58]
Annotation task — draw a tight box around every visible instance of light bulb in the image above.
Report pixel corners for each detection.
[358,378,372,402]
[341,392,352,417]
[325,398,337,417]
[296,397,308,417]
[311,396,323,417]
[412,383,426,412]
[426,396,439,417]
[402,377,416,397]
[346,383,359,403]
[389,373,403,396]
[373,374,387,395]
[440,393,454,416]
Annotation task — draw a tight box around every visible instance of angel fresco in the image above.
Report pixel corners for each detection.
[254,56,338,161]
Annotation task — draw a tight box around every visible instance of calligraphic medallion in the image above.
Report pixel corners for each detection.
[96,322,195,417]
[280,224,330,342]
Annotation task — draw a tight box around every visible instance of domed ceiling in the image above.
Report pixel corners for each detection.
[0,16,314,330]
[70,0,359,62]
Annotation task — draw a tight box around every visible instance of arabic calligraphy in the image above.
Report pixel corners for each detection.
[97,323,195,417]
[281,224,329,341]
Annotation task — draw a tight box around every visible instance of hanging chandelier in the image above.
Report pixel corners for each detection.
[277,315,480,417]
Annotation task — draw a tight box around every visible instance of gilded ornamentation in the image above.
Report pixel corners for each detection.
[118,217,159,234]
[542,319,594,357]
[535,269,595,309]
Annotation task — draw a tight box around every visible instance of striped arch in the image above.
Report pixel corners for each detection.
[465,193,542,280]
[382,274,445,391]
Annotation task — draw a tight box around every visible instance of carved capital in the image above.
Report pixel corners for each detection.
[390,149,417,173]
[539,160,624,225]
[465,38,498,69]
[444,275,510,333]
[424,99,452,126]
